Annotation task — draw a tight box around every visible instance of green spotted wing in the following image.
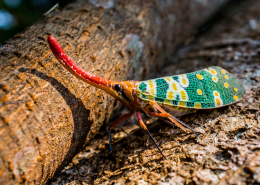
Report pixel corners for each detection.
[137,66,245,109]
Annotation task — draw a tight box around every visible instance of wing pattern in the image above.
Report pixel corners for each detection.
[137,66,245,109]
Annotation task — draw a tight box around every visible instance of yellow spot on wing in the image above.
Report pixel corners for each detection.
[150,89,155,96]
[216,98,221,106]
[168,92,174,99]
[222,70,226,74]
[172,83,177,91]
[197,89,202,95]
[149,84,154,88]
[182,78,187,85]
[179,101,186,107]
[194,102,201,108]
[234,95,239,100]
[214,91,219,96]
[224,83,229,88]
[196,74,203,80]
[234,88,238,92]
[212,76,218,82]
[180,91,186,99]
[210,69,216,75]
[225,75,229,79]
[147,95,154,100]
[165,100,171,104]
[166,77,171,82]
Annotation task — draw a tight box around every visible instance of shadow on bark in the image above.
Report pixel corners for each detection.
[18,68,91,179]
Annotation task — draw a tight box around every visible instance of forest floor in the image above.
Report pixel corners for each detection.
[49,1,260,184]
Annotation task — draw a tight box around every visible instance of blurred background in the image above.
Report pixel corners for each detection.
[0,0,249,44]
[0,0,71,43]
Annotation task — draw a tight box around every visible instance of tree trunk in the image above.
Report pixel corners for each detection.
[48,0,260,184]
[0,0,227,184]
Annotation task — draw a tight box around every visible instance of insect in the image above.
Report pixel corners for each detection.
[48,36,245,159]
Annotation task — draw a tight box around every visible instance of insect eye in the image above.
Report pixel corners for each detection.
[114,84,122,92]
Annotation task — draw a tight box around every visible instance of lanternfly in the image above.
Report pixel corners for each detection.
[48,36,245,159]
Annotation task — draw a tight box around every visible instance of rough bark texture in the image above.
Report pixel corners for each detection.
[0,0,227,184]
[48,0,260,184]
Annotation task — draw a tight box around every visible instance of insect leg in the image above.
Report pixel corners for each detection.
[149,111,202,136]
[136,111,167,159]
[157,117,178,128]
[148,110,191,133]
[170,115,202,135]
[149,101,195,133]
[108,111,134,157]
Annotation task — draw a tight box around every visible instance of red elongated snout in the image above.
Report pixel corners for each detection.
[48,36,113,88]
[47,35,139,107]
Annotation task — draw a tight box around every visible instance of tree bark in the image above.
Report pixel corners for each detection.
[0,0,227,184]
[48,0,260,184]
